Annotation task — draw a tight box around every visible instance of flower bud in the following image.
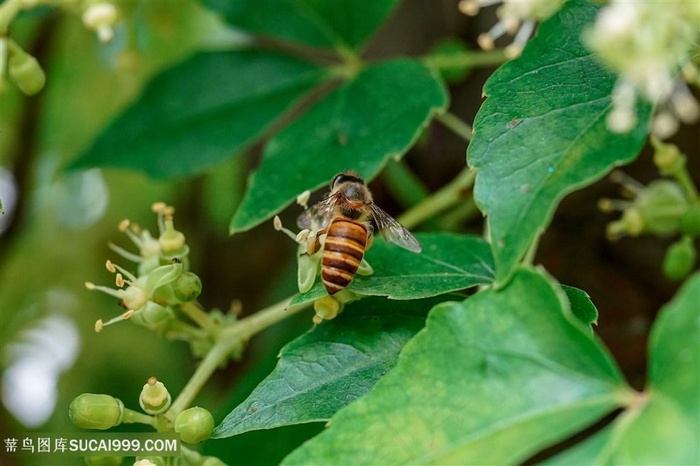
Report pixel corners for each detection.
[679,204,700,236]
[652,139,684,175]
[69,394,124,430]
[8,46,45,95]
[139,377,171,415]
[637,180,687,236]
[173,272,202,302]
[174,407,215,444]
[663,237,697,280]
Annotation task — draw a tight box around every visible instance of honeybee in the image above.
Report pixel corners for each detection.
[297,171,421,295]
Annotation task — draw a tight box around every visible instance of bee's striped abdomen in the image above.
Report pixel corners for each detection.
[322,217,367,295]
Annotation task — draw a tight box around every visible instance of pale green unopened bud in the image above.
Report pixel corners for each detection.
[637,180,687,236]
[174,407,215,444]
[8,46,45,95]
[69,394,124,430]
[652,139,684,175]
[663,237,697,280]
[173,272,202,302]
[139,377,171,415]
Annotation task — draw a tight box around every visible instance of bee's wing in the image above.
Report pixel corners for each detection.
[297,194,337,230]
[371,204,421,253]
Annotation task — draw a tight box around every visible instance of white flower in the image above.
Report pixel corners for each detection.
[585,1,700,138]
[459,0,565,57]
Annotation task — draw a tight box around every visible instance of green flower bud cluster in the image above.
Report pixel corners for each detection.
[600,142,699,280]
[70,380,218,463]
[0,0,121,95]
[85,203,206,335]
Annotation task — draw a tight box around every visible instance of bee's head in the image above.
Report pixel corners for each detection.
[331,171,369,204]
[331,171,364,190]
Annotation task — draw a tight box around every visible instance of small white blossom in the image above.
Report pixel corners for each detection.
[459,0,565,57]
[81,2,119,43]
[585,1,700,138]
[85,203,189,331]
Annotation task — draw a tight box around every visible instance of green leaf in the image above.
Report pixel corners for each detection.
[70,50,327,178]
[648,272,700,410]
[230,59,448,233]
[468,0,653,284]
[283,267,630,465]
[201,0,400,52]
[213,295,453,438]
[289,233,494,306]
[562,284,598,330]
[545,273,700,465]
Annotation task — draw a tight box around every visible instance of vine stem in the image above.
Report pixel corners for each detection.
[398,167,476,230]
[166,297,311,419]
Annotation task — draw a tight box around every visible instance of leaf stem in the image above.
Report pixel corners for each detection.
[435,111,473,141]
[398,167,476,230]
[423,49,508,72]
[437,195,481,230]
[383,160,431,207]
[166,297,311,419]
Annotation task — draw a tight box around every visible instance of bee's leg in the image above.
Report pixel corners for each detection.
[305,229,326,256]
[365,231,374,250]
[358,230,374,276]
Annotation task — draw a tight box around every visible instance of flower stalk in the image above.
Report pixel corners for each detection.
[165,297,311,419]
